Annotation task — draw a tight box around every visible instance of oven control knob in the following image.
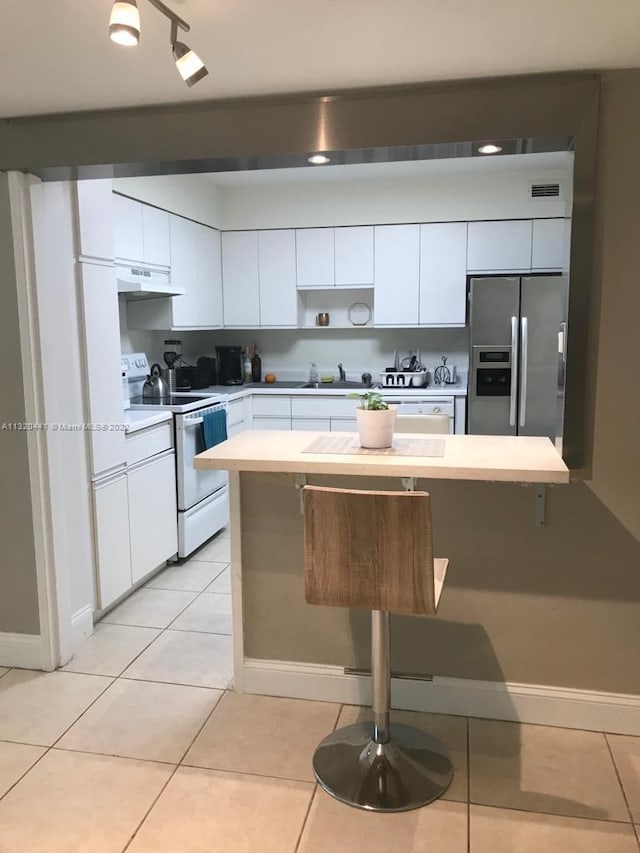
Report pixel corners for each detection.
[433,407,441,413]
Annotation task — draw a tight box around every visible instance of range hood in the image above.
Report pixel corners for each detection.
[116,265,185,299]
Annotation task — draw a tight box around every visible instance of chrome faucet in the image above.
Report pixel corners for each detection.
[337,363,346,381]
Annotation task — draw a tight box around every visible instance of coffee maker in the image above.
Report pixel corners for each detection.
[216,346,243,385]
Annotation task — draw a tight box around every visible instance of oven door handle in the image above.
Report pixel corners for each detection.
[184,417,204,427]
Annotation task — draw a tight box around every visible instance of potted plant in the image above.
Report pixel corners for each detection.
[349,391,397,449]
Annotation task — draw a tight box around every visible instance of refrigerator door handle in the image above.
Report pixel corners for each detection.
[509,315,518,427]
[519,316,529,427]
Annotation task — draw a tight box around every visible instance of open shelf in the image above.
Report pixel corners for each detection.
[297,287,374,330]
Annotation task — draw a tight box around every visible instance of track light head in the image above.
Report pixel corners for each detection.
[109,0,140,46]
[172,40,209,87]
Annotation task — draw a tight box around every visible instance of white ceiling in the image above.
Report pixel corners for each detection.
[204,152,574,186]
[1,1,639,119]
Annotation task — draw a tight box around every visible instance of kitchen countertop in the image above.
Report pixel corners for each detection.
[124,410,173,434]
[181,383,468,401]
[194,430,569,484]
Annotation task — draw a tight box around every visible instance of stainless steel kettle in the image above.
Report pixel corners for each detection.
[143,363,170,399]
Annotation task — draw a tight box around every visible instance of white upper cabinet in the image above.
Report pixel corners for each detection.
[334,226,374,286]
[114,195,144,264]
[258,229,297,327]
[141,205,170,267]
[114,194,170,268]
[75,180,114,262]
[222,231,260,327]
[128,215,222,330]
[531,218,565,270]
[374,224,420,326]
[169,215,200,328]
[419,222,468,326]
[296,228,335,288]
[467,220,533,272]
[198,224,223,328]
[78,262,126,477]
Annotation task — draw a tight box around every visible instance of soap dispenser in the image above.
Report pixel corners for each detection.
[309,362,319,383]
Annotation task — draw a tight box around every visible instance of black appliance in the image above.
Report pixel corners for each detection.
[192,356,218,389]
[216,346,243,386]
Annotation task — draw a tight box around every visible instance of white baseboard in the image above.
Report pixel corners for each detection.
[243,658,640,736]
[0,632,44,670]
[70,605,94,646]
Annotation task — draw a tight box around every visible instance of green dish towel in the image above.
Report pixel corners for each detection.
[201,409,227,450]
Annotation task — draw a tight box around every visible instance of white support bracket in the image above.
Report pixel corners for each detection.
[294,474,307,514]
[401,477,416,492]
[535,485,546,527]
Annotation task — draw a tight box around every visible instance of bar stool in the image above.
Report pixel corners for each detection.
[302,485,453,812]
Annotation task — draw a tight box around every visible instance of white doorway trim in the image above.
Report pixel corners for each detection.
[9,171,71,670]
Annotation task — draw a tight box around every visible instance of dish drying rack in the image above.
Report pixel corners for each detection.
[379,370,428,388]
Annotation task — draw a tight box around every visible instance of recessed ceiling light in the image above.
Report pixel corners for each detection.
[478,143,503,155]
[109,0,140,46]
[308,154,331,165]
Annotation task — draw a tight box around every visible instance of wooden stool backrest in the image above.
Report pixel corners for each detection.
[302,486,437,615]
[394,413,450,434]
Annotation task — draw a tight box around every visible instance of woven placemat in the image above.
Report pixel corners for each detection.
[302,435,446,457]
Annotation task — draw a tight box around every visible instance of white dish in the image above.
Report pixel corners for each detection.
[347,302,372,326]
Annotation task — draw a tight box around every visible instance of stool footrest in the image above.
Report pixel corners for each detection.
[312,721,453,812]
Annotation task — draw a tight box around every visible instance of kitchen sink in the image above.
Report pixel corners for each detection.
[300,381,372,389]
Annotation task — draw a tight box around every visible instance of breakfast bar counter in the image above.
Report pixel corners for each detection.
[194,430,569,484]
[193,431,569,714]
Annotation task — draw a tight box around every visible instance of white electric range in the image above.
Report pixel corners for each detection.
[123,353,229,558]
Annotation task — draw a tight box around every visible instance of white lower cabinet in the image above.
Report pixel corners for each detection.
[331,418,358,432]
[227,396,252,435]
[94,427,178,611]
[93,471,132,610]
[253,417,292,430]
[128,451,178,584]
[291,418,330,431]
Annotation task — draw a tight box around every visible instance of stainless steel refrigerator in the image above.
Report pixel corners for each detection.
[468,276,568,438]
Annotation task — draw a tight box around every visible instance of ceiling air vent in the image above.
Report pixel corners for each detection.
[531,182,561,199]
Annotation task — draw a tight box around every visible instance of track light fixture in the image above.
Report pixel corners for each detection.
[108,0,209,87]
[109,0,140,46]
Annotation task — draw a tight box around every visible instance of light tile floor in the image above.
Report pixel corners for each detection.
[0,530,639,851]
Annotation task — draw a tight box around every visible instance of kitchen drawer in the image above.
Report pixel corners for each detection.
[227,421,246,438]
[291,396,357,418]
[227,397,245,426]
[291,418,331,431]
[125,421,173,466]
[253,417,292,430]
[331,418,358,432]
[252,396,292,417]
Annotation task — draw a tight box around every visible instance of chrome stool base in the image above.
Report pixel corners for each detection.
[312,721,454,812]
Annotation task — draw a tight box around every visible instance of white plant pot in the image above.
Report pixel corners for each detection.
[356,406,397,449]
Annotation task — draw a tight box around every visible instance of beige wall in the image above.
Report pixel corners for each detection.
[0,173,40,635]
[588,72,640,540]
[242,71,640,693]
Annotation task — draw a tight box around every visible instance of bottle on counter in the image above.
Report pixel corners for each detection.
[309,362,319,383]
[251,343,262,383]
[243,347,252,383]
